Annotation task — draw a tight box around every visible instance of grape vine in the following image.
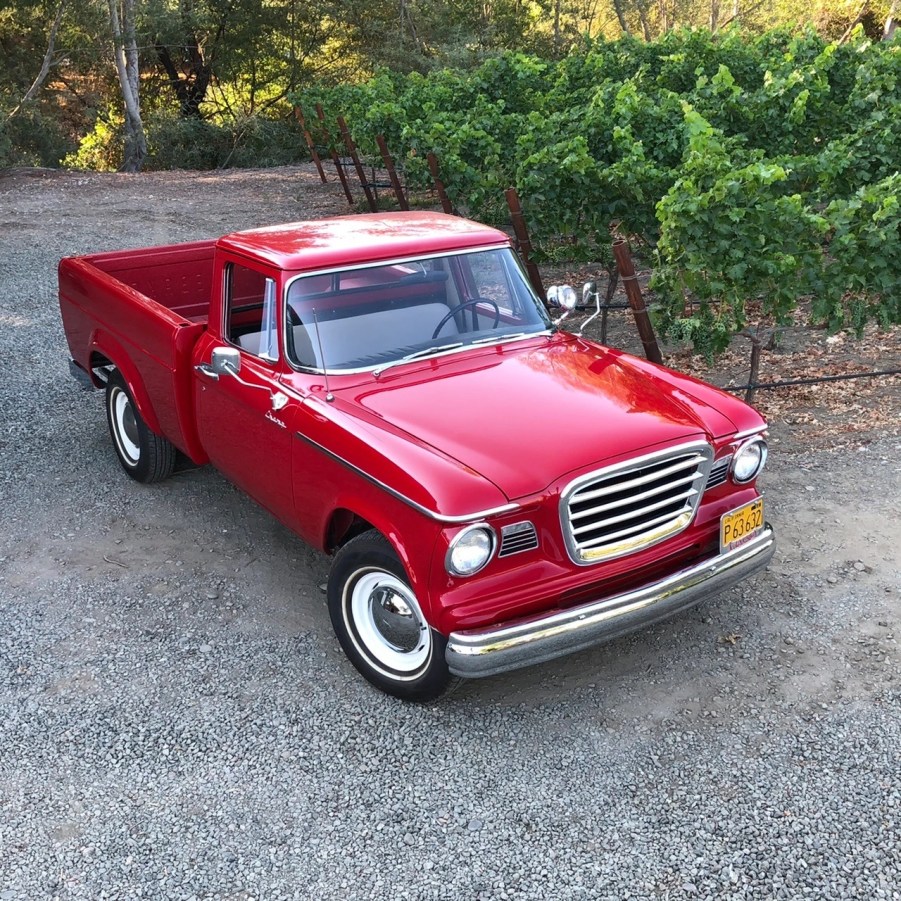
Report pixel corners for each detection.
[293,29,901,356]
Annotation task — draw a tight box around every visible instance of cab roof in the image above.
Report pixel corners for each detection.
[216,212,510,272]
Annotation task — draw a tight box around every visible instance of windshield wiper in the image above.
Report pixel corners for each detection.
[470,332,529,347]
[373,342,464,376]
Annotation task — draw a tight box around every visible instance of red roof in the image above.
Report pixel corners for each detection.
[216,212,509,272]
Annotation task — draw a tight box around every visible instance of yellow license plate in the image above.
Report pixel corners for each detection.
[720,499,764,552]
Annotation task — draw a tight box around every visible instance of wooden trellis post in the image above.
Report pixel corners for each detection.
[337,116,378,212]
[293,107,327,183]
[612,239,663,365]
[426,153,455,215]
[504,188,546,302]
[315,104,354,207]
[376,135,409,211]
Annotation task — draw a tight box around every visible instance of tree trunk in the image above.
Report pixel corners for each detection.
[108,0,146,172]
[885,0,898,39]
[611,0,631,34]
[635,0,653,39]
[5,0,67,125]
[553,0,561,52]
[838,0,870,44]
[717,0,766,30]
[658,0,669,32]
[156,40,212,118]
[710,0,721,32]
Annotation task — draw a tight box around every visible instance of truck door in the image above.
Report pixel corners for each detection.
[194,259,300,528]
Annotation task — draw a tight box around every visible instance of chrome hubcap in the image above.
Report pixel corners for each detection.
[370,586,421,653]
[347,571,430,677]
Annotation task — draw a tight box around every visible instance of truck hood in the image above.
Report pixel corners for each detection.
[345,337,739,500]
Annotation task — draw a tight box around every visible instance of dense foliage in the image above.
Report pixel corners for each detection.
[297,29,901,354]
[1,0,894,170]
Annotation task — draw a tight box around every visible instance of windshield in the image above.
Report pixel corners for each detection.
[284,246,551,372]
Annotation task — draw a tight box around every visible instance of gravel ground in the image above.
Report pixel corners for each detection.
[1,166,899,900]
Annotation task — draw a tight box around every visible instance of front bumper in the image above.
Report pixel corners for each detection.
[445,525,775,679]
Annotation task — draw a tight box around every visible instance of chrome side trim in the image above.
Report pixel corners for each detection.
[446,525,776,679]
[732,426,768,440]
[294,432,520,524]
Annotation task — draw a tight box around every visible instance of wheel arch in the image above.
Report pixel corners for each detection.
[325,508,375,554]
[322,500,439,616]
[88,333,162,434]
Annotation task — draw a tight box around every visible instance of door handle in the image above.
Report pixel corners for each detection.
[195,363,219,380]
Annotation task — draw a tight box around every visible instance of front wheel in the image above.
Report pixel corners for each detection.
[105,370,176,483]
[327,532,455,702]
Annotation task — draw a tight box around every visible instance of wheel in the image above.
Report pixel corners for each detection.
[105,370,176,483]
[327,531,455,701]
[431,297,501,339]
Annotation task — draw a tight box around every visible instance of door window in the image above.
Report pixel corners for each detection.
[225,263,279,362]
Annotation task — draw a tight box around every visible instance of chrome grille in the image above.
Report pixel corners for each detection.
[561,442,714,565]
[498,521,539,557]
[706,455,732,490]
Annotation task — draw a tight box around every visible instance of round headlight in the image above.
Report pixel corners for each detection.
[446,525,495,577]
[731,438,767,483]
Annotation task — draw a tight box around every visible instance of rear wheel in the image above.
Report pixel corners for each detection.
[105,370,176,483]
[327,531,455,702]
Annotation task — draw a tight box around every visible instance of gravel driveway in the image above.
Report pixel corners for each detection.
[1,166,899,900]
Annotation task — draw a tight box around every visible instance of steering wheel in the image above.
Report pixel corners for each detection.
[431,298,501,340]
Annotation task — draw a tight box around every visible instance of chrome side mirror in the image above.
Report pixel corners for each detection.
[577,281,602,336]
[582,281,597,307]
[211,346,241,377]
[546,284,578,326]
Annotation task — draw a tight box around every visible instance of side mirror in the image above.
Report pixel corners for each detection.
[211,346,241,377]
[582,281,597,307]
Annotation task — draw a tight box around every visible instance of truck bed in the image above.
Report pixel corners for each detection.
[79,239,217,324]
[58,240,216,462]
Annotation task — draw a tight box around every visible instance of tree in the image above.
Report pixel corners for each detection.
[885,0,897,38]
[108,0,146,171]
[151,0,219,118]
[145,0,357,119]
[3,0,67,126]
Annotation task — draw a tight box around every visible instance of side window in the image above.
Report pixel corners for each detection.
[225,263,279,362]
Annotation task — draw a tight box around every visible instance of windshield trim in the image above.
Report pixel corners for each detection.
[281,244,551,377]
[288,330,553,377]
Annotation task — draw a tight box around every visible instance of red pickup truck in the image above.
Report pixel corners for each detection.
[59,212,775,701]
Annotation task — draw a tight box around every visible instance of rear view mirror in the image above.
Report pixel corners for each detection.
[211,346,241,377]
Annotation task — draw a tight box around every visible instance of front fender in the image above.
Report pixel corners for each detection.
[326,490,445,627]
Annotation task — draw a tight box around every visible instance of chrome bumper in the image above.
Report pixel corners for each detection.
[445,525,775,679]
